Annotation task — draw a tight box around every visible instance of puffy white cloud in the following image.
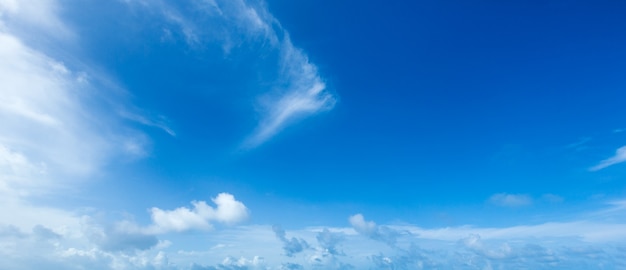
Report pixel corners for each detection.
[489,193,533,207]
[348,214,376,236]
[590,145,626,171]
[148,193,248,233]
[349,214,402,246]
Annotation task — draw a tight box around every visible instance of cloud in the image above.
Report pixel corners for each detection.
[348,214,377,236]
[542,193,564,203]
[590,145,626,171]
[148,193,248,234]
[489,193,533,207]
[191,255,266,270]
[0,0,72,40]
[245,36,336,147]
[123,0,337,147]
[2,212,626,269]
[272,225,309,257]
[83,219,158,252]
[349,214,402,246]
[202,0,337,147]
[0,0,169,201]
[316,228,345,255]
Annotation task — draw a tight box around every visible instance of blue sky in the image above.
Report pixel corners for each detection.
[2,0,626,269]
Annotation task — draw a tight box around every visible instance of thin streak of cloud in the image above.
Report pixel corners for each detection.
[565,137,591,151]
[246,36,336,147]
[124,0,337,147]
[589,145,626,171]
[489,193,533,207]
[118,110,176,137]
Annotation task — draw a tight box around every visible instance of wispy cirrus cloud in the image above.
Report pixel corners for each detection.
[124,0,337,148]
[205,0,337,147]
[590,145,626,171]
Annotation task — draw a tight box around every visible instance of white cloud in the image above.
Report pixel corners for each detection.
[123,0,336,147]
[590,145,626,171]
[489,193,533,207]
[272,225,310,257]
[2,211,626,269]
[349,214,401,246]
[348,214,377,236]
[148,193,248,233]
[211,0,337,147]
[0,0,72,40]
[246,36,336,147]
[0,1,166,200]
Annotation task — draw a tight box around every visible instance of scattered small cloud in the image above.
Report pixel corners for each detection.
[489,193,533,207]
[565,137,592,151]
[589,145,626,171]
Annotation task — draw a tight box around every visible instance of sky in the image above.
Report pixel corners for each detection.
[1,0,626,269]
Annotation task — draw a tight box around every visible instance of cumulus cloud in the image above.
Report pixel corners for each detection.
[148,193,248,233]
[272,225,309,257]
[590,145,626,171]
[349,214,401,246]
[316,228,344,255]
[3,214,626,269]
[489,193,533,207]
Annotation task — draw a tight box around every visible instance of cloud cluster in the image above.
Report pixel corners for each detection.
[2,208,626,269]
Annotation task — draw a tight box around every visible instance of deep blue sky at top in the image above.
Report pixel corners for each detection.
[62,0,626,226]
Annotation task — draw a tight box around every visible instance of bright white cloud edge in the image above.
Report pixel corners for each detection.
[590,145,626,171]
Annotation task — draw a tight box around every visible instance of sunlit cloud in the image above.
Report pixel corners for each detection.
[590,145,626,171]
[147,193,248,234]
[123,0,336,147]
